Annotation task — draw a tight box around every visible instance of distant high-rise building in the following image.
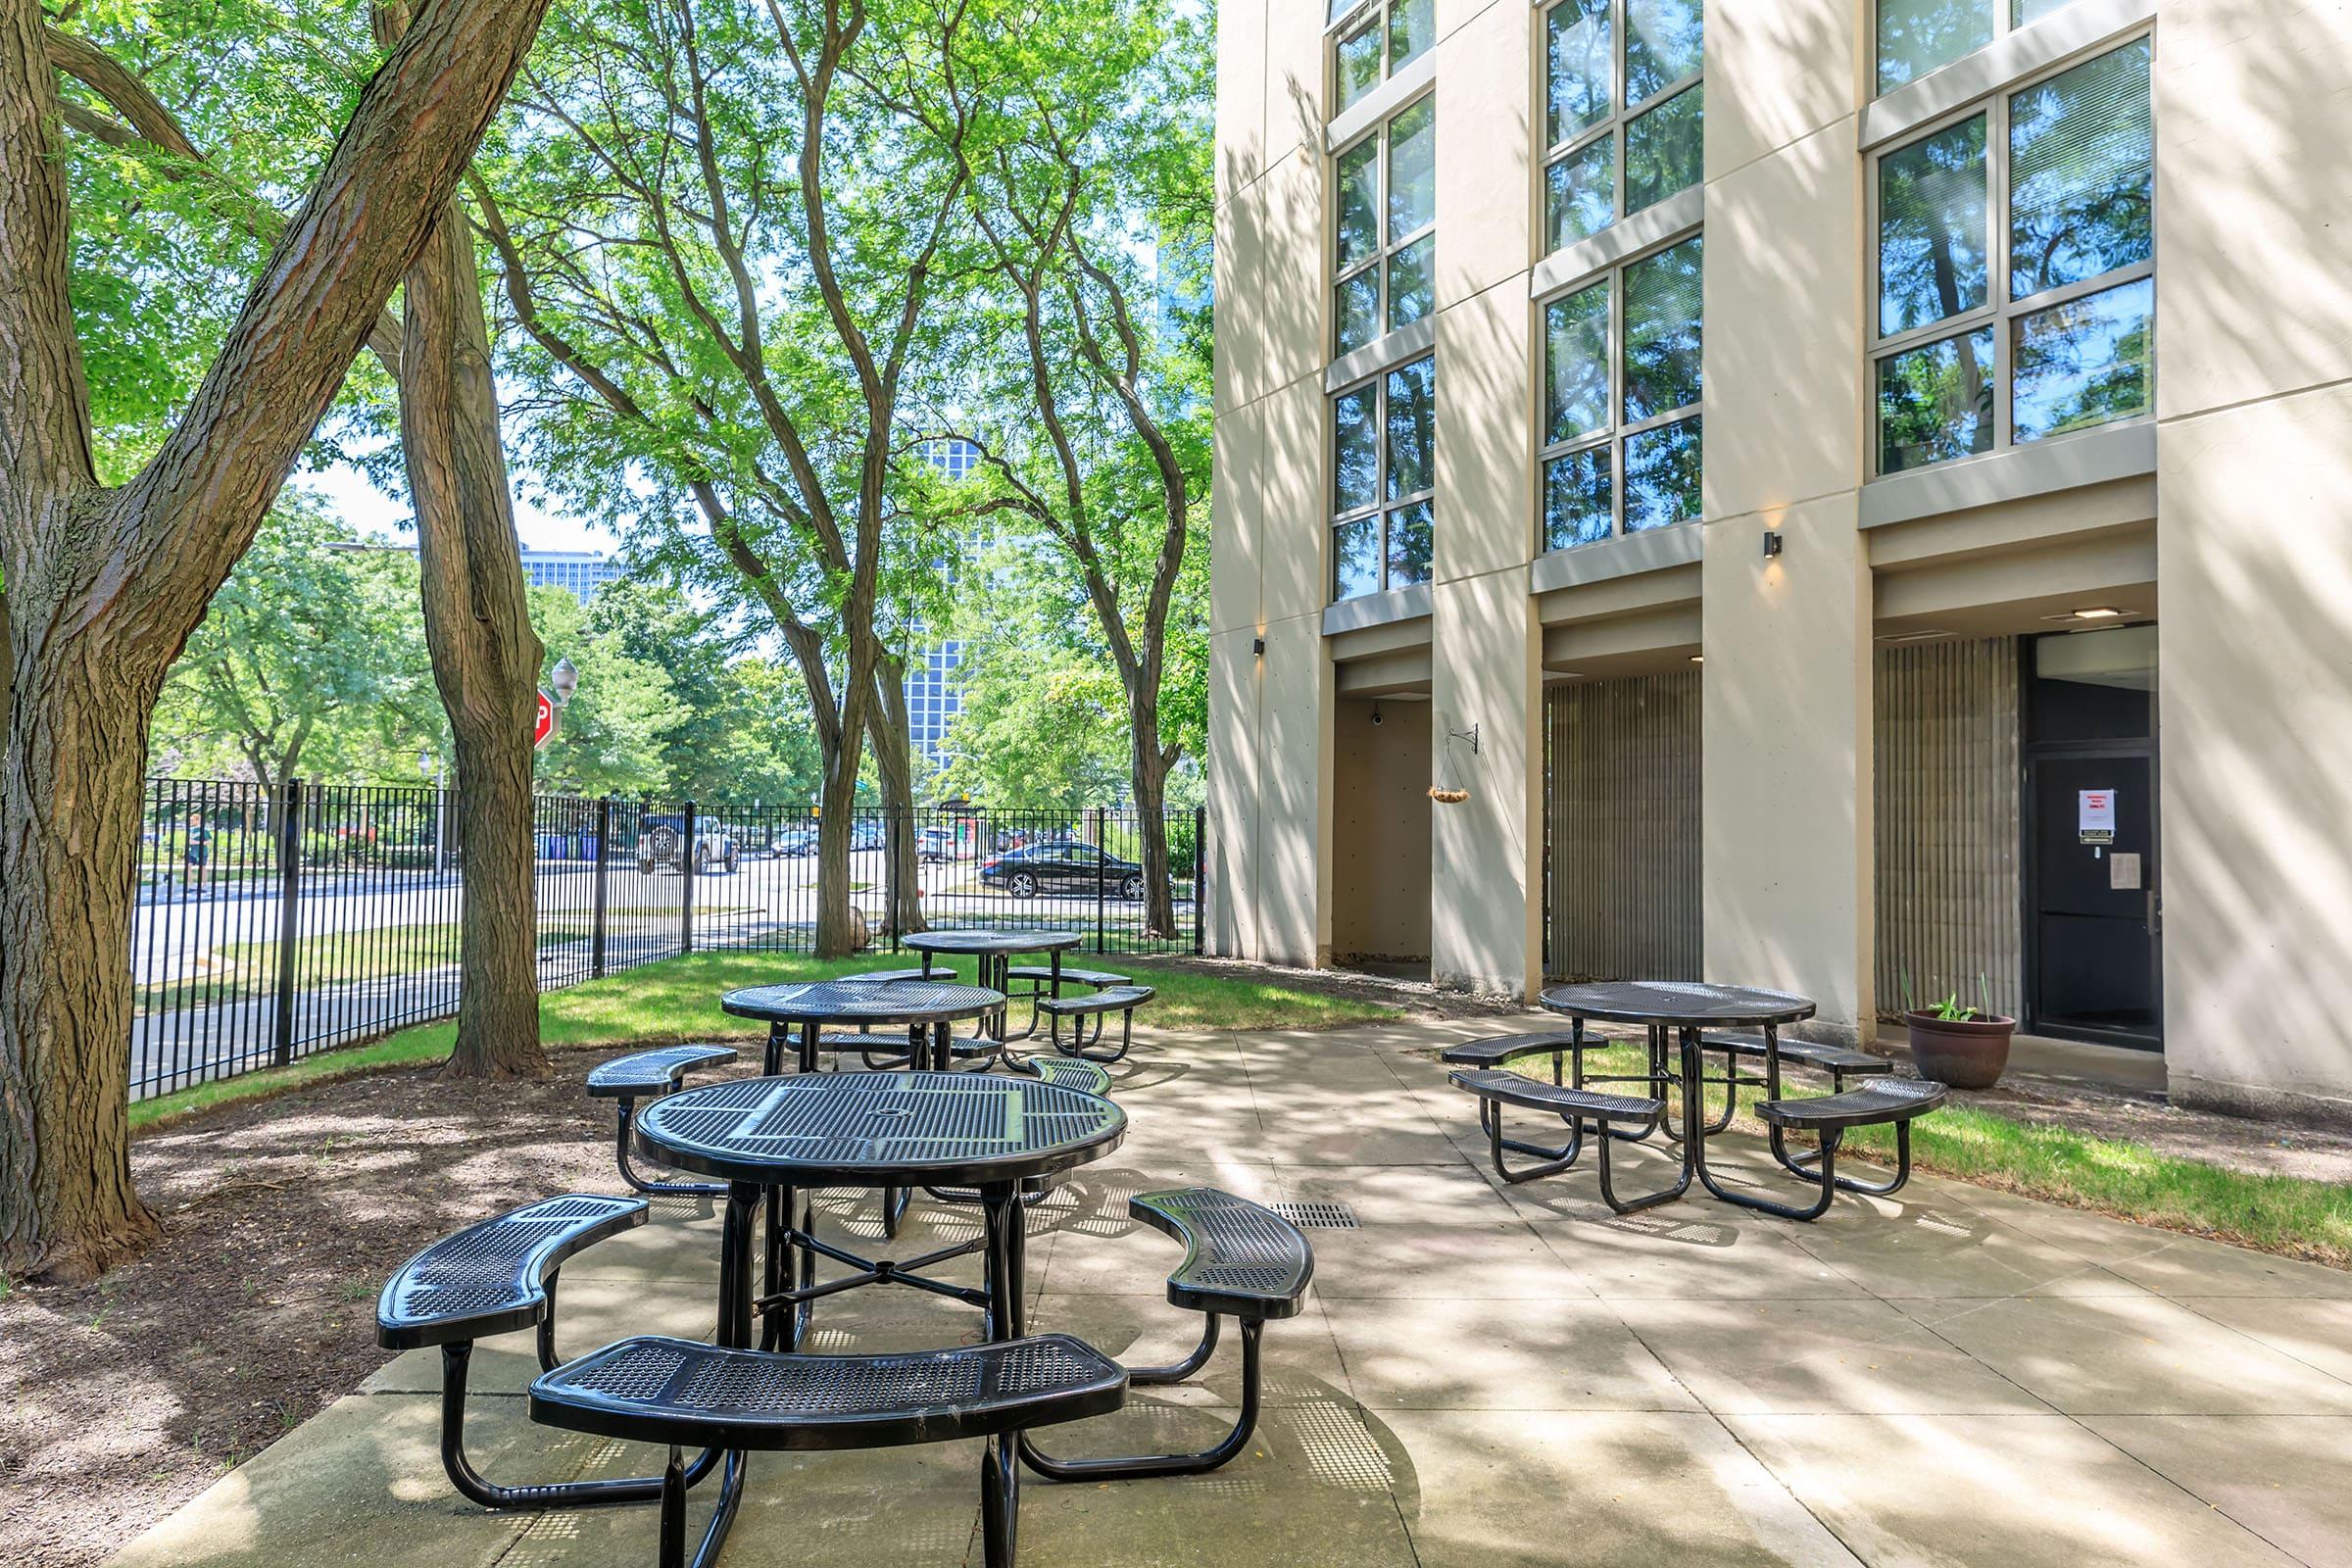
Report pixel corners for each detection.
[906,440,979,775]
[520,550,623,601]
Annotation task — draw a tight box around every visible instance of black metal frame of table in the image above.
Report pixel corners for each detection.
[719,980,1005,1076]
[627,1070,1123,1563]
[901,929,1086,1048]
[1537,981,1825,1217]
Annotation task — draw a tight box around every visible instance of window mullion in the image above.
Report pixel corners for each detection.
[1990,87,2013,452]
[1610,253,1626,539]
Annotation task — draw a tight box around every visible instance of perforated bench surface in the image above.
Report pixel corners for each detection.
[1702,1034,1893,1076]
[1130,1189,1312,1321]
[1006,965,1132,988]
[1447,1070,1664,1122]
[1439,1032,1597,1068]
[841,968,932,985]
[528,1334,1127,1450]
[378,1194,647,1349]
[1037,985,1154,1017]
[586,1045,740,1099]
[1020,1056,1114,1096]
[1756,1077,1948,1132]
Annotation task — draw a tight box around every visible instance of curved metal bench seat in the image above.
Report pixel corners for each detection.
[589,1047,739,1199]
[1448,1071,1686,1212]
[530,1336,1127,1568]
[840,967,932,985]
[1438,1031,1600,1070]
[1021,1187,1311,1485]
[1038,985,1153,1064]
[1702,1033,1892,1088]
[378,1195,714,1513]
[1005,964,1131,989]
[1743,1077,1949,1218]
[1015,1054,1115,1097]
[586,1044,740,1099]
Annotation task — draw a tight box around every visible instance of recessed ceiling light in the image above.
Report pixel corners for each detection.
[1689,655,1704,664]
[2072,606,2124,619]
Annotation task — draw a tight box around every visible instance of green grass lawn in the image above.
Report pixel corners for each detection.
[132,922,591,1013]
[131,951,1396,1130]
[1528,1040,2352,1269]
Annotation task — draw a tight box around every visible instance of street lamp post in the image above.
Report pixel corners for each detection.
[419,748,447,876]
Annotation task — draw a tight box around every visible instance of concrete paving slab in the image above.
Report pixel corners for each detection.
[1628,1298,2054,1415]
[2169,1294,2352,1384]
[1382,1408,1863,1567]
[2081,1414,2352,1566]
[1325,1294,1699,1411]
[1305,1221,1598,1299]
[1532,1212,1874,1301]
[1727,1412,2306,1568]
[2098,1233,2352,1298]
[1777,1201,2156,1299]
[1887,1292,2352,1415]
[1026,1291,1354,1408]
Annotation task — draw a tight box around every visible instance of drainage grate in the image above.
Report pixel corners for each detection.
[1272,1201,1360,1230]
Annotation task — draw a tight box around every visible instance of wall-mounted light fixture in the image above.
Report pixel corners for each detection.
[1762,529,1784,559]
[1252,635,1266,656]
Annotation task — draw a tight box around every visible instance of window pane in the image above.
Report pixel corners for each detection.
[1545,134,1616,251]
[1623,416,1702,530]
[1622,235,1703,421]
[1387,97,1436,239]
[1385,356,1436,499]
[1879,114,1987,335]
[1389,0,1435,72]
[2012,276,2152,441]
[1386,234,1434,332]
[1336,139,1379,269]
[1544,280,1611,443]
[2008,40,2152,301]
[1545,0,1611,145]
[1335,386,1379,514]
[1335,270,1381,356]
[1877,327,1994,472]
[1625,0,1702,104]
[1337,20,1382,110]
[1877,0,1990,95]
[1625,83,1702,213]
[1387,500,1435,586]
[2013,0,2082,26]
[1544,447,1615,550]
[1335,517,1381,599]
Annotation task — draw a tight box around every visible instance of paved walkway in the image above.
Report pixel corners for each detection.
[106,1017,2352,1567]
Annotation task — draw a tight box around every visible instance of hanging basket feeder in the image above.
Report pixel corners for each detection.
[1429,723,1479,806]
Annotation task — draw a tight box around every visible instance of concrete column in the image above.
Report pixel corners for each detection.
[1425,0,1542,996]
[2156,0,2352,1124]
[1699,0,1876,1042]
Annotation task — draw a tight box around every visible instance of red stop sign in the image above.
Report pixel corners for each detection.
[534,689,557,749]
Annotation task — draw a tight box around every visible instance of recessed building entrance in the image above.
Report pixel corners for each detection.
[1331,696,1431,974]
[2023,625,2161,1049]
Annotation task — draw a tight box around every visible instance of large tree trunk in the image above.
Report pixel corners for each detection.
[0,0,553,1280]
[376,3,546,1079]
[868,659,926,939]
[1128,696,1178,940]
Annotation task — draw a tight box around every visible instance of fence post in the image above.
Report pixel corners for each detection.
[680,799,697,956]
[592,795,612,979]
[271,776,304,1067]
[1192,806,1206,956]
[888,807,904,953]
[1094,807,1107,956]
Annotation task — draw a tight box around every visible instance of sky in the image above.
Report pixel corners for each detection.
[296,454,621,557]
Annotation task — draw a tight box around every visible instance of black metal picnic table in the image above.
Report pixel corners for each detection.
[633,1069,1127,1354]
[902,928,1087,1045]
[719,979,1004,1074]
[1538,980,1815,1214]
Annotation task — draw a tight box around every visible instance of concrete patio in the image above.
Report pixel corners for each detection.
[106,1017,2352,1568]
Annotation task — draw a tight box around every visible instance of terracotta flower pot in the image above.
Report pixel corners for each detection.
[1904,1009,2015,1090]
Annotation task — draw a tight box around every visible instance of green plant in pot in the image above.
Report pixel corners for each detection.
[1901,975,2014,1090]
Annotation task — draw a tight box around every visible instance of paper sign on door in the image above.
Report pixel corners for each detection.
[2079,789,2117,845]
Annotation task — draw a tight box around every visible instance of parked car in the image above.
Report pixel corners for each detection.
[849,819,886,853]
[637,813,737,876]
[977,842,1146,901]
[917,825,956,862]
[771,826,819,858]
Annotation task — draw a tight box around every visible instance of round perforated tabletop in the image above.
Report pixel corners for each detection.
[1538,981,1815,1030]
[718,980,1004,1028]
[633,1070,1127,1187]
[901,929,1084,956]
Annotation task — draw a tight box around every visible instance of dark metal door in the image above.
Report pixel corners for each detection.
[2025,750,2161,1048]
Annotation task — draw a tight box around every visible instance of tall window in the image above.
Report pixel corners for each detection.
[1878,0,2086,95]
[1333,95,1435,357]
[1873,38,2151,475]
[1539,234,1702,551]
[1332,355,1436,600]
[1331,0,1435,114]
[1541,0,1702,256]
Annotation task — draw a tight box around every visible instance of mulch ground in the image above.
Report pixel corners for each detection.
[1,965,1499,1568]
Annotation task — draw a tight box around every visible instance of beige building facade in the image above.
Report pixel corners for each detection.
[1207,0,2352,1124]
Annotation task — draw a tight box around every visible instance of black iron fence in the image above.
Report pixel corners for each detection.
[130,778,1204,1100]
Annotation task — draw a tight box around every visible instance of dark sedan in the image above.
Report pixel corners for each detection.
[977,842,1146,900]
